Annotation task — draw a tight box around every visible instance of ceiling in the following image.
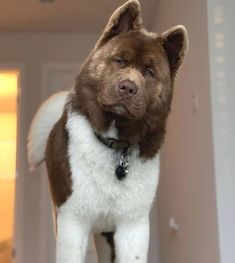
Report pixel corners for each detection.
[0,0,158,33]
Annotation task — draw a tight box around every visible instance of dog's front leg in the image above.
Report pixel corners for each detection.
[115,217,150,263]
[56,210,90,263]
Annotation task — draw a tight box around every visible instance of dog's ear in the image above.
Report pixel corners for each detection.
[160,25,189,77]
[96,0,142,48]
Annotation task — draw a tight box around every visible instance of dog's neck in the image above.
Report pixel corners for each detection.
[69,91,165,159]
[96,120,132,150]
[100,121,118,139]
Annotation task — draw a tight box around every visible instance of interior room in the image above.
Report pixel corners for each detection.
[0,0,234,263]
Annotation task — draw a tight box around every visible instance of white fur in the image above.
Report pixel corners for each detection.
[27,91,69,171]
[54,108,160,263]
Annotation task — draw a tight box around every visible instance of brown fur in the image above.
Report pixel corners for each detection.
[46,111,72,206]
[71,29,180,158]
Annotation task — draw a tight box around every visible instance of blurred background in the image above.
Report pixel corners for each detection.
[0,0,234,263]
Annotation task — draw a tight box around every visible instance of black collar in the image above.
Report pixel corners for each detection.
[95,133,130,150]
[95,133,131,180]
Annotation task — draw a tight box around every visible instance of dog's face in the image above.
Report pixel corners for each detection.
[77,0,188,120]
[88,30,173,120]
[75,0,188,155]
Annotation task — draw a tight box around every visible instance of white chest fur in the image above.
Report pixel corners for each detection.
[60,110,160,233]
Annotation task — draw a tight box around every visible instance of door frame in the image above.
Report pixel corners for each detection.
[41,63,80,99]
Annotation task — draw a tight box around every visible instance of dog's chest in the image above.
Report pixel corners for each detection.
[62,111,159,230]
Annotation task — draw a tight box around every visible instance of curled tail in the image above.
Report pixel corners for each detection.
[27,91,69,171]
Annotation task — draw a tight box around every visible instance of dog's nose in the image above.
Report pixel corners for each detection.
[118,80,137,97]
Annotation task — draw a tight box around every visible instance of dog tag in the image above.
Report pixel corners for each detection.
[115,164,127,180]
[115,148,129,180]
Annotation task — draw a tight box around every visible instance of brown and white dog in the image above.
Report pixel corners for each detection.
[28,0,188,262]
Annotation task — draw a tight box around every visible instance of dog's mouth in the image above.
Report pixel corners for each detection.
[102,103,135,119]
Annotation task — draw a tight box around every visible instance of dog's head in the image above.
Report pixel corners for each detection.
[74,0,188,157]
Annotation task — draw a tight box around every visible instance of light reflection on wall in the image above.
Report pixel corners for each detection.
[210,1,235,260]
[214,4,228,153]
[0,72,18,181]
[0,71,18,252]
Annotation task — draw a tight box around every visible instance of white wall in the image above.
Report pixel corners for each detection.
[153,0,220,262]
[0,32,99,263]
[207,1,235,262]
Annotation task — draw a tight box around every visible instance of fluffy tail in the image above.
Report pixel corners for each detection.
[27,91,69,171]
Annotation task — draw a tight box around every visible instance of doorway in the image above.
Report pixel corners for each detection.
[0,70,19,263]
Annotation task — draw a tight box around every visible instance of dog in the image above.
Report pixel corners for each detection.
[27,0,188,262]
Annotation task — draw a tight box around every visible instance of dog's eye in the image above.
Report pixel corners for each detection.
[113,57,126,67]
[143,67,155,77]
